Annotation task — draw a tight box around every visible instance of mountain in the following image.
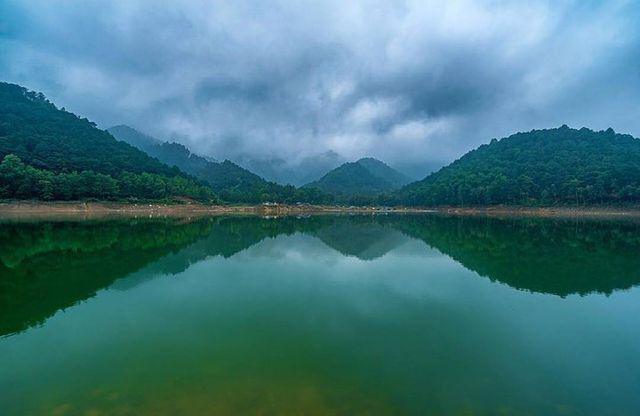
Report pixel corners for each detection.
[0,83,214,201]
[236,151,345,186]
[108,125,332,204]
[106,124,162,154]
[304,157,411,197]
[109,125,210,175]
[394,125,640,206]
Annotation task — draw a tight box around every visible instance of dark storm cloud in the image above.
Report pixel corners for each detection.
[1,0,639,177]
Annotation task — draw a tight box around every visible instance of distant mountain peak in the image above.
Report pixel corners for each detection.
[303,157,411,197]
[355,156,379,163]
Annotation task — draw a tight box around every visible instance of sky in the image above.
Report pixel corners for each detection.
[1,0,640,178]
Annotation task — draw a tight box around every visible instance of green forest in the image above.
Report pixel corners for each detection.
[0,154,214,201]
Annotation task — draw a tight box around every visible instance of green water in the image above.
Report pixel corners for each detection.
[1,215,640,415]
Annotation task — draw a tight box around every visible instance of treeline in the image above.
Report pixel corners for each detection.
[216,184,332,205]
[0,154,215,201]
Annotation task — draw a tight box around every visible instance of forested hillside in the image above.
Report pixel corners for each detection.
[304,158,409,199]
[393,126,640,206]
[109,125,333,204]
[0,83,214,201]
[5,83,640,207]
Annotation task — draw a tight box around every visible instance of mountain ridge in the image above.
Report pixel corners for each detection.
[108,125,332,204]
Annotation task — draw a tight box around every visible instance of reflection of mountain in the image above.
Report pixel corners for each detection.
[4,214,640,337]
[395,215,640,297]
[115,216,407,291]
[112,216,332,289]
[311,216,410,260]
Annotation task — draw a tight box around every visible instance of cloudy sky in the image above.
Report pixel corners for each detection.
[1,0,639,177]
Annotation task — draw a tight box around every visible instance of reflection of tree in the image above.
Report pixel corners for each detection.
[0,216,331,337]
[0,219,216,337]
[394,215,640,297]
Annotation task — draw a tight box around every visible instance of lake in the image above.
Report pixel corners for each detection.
[1,214,639,415]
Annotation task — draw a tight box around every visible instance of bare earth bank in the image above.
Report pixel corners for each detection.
[1,201,640,221]
[0,201,428,221]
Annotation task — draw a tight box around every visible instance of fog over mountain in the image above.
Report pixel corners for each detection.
[1,1,639,179]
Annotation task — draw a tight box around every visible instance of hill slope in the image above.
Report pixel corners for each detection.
[107,125,161,155]
[356,158,411,188]
[304,158,410,197]
[109,125,332,204]
[395,125,640,206]
[0,83,213,201]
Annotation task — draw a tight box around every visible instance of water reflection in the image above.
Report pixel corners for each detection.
[2,214,640,415]
[2,214,640,338]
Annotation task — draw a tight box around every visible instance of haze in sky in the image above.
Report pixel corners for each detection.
[1,0,639,178]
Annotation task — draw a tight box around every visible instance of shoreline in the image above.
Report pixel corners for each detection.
[433,205,640,219]
[1,201,640,221]
[0,201,431,221]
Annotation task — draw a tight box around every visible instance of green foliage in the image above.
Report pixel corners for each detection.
[0,154,215,201]
[392,126,640,206]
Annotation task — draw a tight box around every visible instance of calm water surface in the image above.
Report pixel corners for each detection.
[1,215,640,415]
